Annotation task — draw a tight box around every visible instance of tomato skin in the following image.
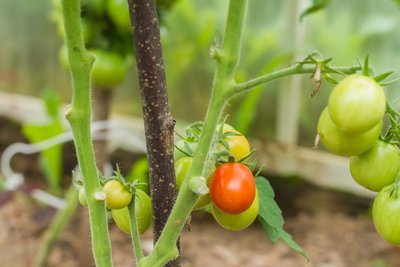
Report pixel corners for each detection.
[372,184,400,245]
[350,141,400,192]
[103,180,132,210]
[174,156,211,210]
[222,126,251,161]
[210,163,255,214]
[111,189,152,235]
[175,157,193,190]
[328,74,386,134]
[90,49,130,87]
[212,189,259,231]
[127,157,150,194]
[317,108,382,156]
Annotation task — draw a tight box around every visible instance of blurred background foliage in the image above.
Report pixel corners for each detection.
[1,0,400,146]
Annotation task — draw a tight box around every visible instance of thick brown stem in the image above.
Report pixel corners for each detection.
[127,0,179,266]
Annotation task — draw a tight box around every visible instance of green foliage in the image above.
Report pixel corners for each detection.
[127,157,150,194]
[300,0,332,21]
[255,176,308,259]
[22,89,64,193]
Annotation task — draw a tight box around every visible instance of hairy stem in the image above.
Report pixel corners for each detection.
[129,197,144,264]
[61,0,112,265]
[234,64,361,94]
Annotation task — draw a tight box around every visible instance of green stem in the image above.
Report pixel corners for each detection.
[234,64,361,95]
[129,196,144,264]
[34,186,79,267]
[138,1,248,266]
[61,0,113,266]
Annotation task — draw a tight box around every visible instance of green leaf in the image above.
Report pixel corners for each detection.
[255,177,284,238]
[42,89,61,120]
[300,0,332,21]
[280,230,309,260]
[255,176,308,259]
[22,121,64,192]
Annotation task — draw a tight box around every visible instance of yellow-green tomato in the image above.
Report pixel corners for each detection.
[317,108,382,156]
[350,141,400,192]
[223,127,251,161]
[111,189,152,235]
[212,189,259,231]
[328,74,386,134]
[78,188,87,206]
[103,180,132,210]
[372,184,400,245]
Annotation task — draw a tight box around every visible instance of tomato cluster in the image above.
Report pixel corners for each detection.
[78,177,152,235]
[318,74,400,245]
[174,123,259,230]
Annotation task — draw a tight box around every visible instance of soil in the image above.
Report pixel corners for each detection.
[0,116,399,267]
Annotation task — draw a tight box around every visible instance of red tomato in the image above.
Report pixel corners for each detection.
[210,163,255,214]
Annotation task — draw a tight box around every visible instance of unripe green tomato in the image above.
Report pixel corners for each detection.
[350,141,400,192]
[78,188,87,206]
[111,189,152,235]
[107,0,131,33]
[317,108,382,156]
[127,157,150,194]
[212,189,259,231]
[82,0,107,15]
[174,156,211,210]
[175,157,193,190]
[90,49,130,88]
[103,180,132,210]
[328,74,386,134]
[372,184,400,245]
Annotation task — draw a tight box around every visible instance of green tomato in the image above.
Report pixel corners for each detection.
[372,184,400,245]
[127,157,150,194]
[350,141,400,192]
[103,180,132,210]
[111,189,152,235]
[78,188,87,206]
[328,74,386,134]
[174,156,211,210]
[317,108,382,156]
[174,139,198,161]
[175,157,193,190]
[212,189,259,231]
[90,49,130,87]
[107,0,131,33]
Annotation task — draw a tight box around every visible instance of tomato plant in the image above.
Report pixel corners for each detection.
[212,189,259,231]
[317,108,382,156]
[372,184,400,245]
[111,189,153,235]
[210,163,255,214]
[350,141,400,192]
[328,74,386,134]
[103,180,132,210]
